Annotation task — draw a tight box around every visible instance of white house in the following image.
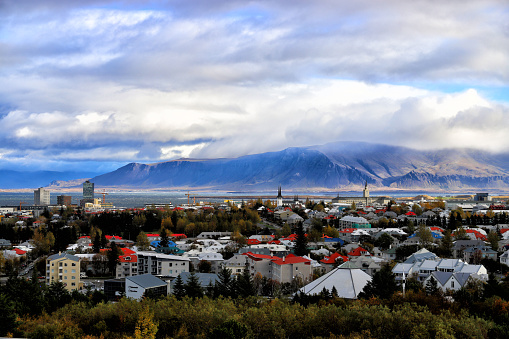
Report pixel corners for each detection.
[125,274,168,300]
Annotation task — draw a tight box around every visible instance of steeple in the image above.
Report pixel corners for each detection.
[277,185,283,207]
[363,181,369,199]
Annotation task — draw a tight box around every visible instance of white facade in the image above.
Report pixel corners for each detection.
[137,251,190,278]
[34,187,50,206]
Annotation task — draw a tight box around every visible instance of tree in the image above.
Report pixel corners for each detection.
[374,233,393,251]
[184,271,203,298]
[32,228,55,256]
[172,275,186,299]
[198,260,212,273]
[281,224,291,237]
[45,281,72,313]
[454,227,469,241]
[236,266,256,298]
[136,231,151,251]
[209,319,248,339]
[425,277,440,296]
[93,233,101,253]
[487,231,499,252]
[437,230,453,258]
[107,242,122,276]
[412,204,423,216]
[159,226,170,248]
[216,266,235,298]
[417,224,433,248]
[133,305,158,339]
[358,265,398,299]
[293,222,308,256]
[0,293,19,336]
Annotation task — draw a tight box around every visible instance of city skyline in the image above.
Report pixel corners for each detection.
[0,0,508,174]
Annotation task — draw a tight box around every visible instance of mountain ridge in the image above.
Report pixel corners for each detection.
[87,142,509,191]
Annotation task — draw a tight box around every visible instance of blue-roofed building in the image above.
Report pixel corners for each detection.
[151,240,176,248]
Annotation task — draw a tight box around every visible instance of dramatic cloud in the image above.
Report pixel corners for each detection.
[0,0,508,172]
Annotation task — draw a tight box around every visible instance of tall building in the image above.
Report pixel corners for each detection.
[83,180,94,200]
[34,187,50,205]
[46,252,81,291]
[57,195,72,206]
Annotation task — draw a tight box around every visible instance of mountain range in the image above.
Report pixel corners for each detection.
[87,142,509,191]
[4,142,509,191]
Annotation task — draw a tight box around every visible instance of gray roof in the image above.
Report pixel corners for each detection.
[431,271,452,286]
[175,272,219,288]
[454,273,471,287]
[47,252,80,262]
[126,274,167,288]
[300,264,371,298]
[405,248,438,264]
[452,240,485,250]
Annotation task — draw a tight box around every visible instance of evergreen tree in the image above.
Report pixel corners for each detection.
[437,230,453,258]
[184,271,203,298]
[487,231,499,252]
[107,242,122,276]
[0,294,19,336]
[45,281,72,313]
[294,222,308,256]
[236,266,256,298]
[159,227,170,248]
[331,286,339,298]
[216,266,235,298]
[172,275,185,299]
[100,233,108,249]
[358,265,398,299]
[93,233,101,253]
[425,277,439,295]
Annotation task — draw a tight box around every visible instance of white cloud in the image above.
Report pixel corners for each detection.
[0,1,508,171]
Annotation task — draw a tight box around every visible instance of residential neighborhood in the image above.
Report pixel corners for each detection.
[2,185,509,337]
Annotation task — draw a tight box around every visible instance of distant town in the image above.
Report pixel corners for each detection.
[1,181,509,337]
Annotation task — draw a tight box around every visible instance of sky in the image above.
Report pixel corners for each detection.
[0,0,508,174]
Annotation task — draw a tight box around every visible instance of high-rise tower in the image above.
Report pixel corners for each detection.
[83,180,95,200]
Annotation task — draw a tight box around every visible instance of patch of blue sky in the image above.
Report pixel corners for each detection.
[411,82,509,104]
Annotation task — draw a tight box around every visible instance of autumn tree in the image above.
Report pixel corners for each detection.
[133,305,158,339]
[136,231,151,251]
[416,224,432,249]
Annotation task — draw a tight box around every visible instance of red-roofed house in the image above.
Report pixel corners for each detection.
[270,254,312,284]
[246,239,261,245]
[320,252,349,273]
[348,247,371,258]
[116,254,138,278]
[243,252,312,283]
[430,227,444,233]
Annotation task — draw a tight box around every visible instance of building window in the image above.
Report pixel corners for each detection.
[72,276,75,280]
[72,263,76,266]
[451,281,455,288]
[71,283,76,286]
[71,269,76,273]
